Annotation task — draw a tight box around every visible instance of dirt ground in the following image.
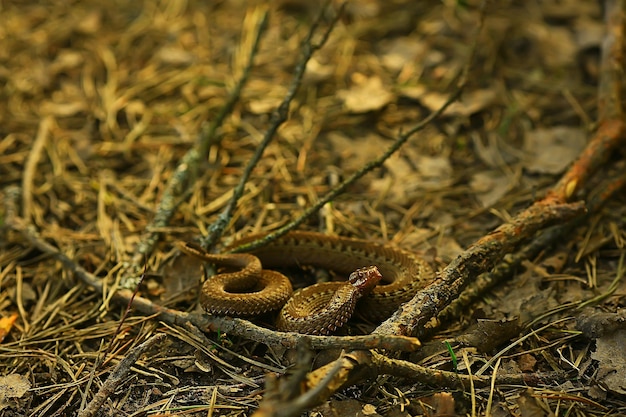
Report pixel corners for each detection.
[2,0,626,416]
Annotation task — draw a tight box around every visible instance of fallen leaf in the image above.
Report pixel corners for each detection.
[518,354,538,372]
[326,132,390,172]
[415,154,453,180]
[304,57,335,83]
[430,236,463,263]
[530,23,578,68]
[379,36,426,72]
[577,311,626,339]
[523,126,587,174]
[491,260,558,323]
[470,171,514,207]
[370,153,454,204]
[419,392,455,417]
[516,389,546,417]
[457,318,522,353]
[339,76,394,113]
[162,249,207,298]
[0,313,18,343]
[417,89,498,117]
[590,329,626,395]
[472,132,522,168]
[0,374,31,411]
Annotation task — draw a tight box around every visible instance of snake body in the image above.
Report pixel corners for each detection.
[178,231,433,335]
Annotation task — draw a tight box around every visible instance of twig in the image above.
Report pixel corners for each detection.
[374,201,586,338]
[130,7,269,267]
[433,167,626,333]
[231,82,465,253]
[548,0,626,203]
[371,351,572,388]
[201,3,345,250]
[4,212,421,352]
[256,348,574,417]
[101,261,147,361]
[255,351,366,417]
[198,7,269,157]
[197,316,421,352]
[231,54,467,254]
[78,333,165,417]
[254,339,319,417]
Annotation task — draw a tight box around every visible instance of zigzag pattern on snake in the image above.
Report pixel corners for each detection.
[177,231,434,335]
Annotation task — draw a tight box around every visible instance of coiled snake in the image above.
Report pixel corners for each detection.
[178,231,433,335]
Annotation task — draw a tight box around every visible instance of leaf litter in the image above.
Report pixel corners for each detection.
[1,0,625,416]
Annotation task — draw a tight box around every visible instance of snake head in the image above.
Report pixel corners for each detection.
[348,265,382,295]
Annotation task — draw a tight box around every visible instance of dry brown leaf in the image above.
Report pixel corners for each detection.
[457,319,522,353]
[523,126,587,174]
[420,392,455,417]
[470,171,514,207]
[370,153,453,204]
[339,76,394,113]
[326,132,390,172]
[518,353,538,372]
[416,88,498,117]
[431,236,463,263]
[0,374,31,411]
[304,57,335,83]
[472,132,523,168]
[529,23,578,68]
[590,329,626,396]
[491,260,558,323]
[516,389,546,417]
[379,36,426,73]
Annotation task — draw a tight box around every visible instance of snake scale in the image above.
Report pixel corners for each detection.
[178,231,434,335]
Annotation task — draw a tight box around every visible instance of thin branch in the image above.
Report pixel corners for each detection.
[230,1,481,255]
[254,340,352,417]
[369,350,572,388]
[77,333,165,417]
[231,80,465,254]
[231,78,470,254]
[4,211,421,352]
[131,8,269,267]
[201,3,346,250]
[433,166,626,334]
[373,200,586,338]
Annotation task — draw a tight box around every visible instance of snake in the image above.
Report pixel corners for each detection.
[177,231,434,335]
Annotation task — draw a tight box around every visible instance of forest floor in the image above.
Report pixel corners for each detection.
[2,0,626,416]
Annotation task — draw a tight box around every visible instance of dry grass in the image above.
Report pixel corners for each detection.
[1,0,625,416]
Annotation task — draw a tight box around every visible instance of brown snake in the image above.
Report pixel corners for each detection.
[177,231,433,335]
